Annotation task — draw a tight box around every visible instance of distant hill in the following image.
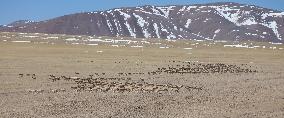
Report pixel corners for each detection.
[6,20,35,27]
[1,2,284,42]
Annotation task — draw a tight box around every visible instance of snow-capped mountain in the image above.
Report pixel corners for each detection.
[6,20,35,27]
[1,2,284,42]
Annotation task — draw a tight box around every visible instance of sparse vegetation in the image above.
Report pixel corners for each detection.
[0,32,283,117]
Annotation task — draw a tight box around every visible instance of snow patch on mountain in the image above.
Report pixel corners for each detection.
[151,7,162,16]
[156,6,175,18]
[153,23,160,38]
[106,17,114,33]
[119,11,136,38]
[179,6,187,12]
[241,17,258,25]
[119,11,131,19]
[113,18,121,36]
[215,29,221,34]
[125,22,136,38]
[262,12,284,19]
[211,5,282,40]
[187,6,197,11]
[167,33,176,39]
[133,13,150,38]
[213,6,241,25]
[185,19,192,28]
[261,21,281,40]
[160,24,168,33]
[174,26,178,30]
[1,3,284,42]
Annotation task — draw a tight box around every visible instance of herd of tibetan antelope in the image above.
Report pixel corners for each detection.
[20,62,257,94]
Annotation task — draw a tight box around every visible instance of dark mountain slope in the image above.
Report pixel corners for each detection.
[1,2,284,42]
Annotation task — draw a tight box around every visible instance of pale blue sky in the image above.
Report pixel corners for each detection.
[1,0,283,25]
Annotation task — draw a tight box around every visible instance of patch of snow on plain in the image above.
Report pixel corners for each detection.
[71,43,80,45]
[111,45,119,47]
[141,41,150,44]
[11,41,31,43]
[89,39,104,42]
[214,40,227,43]
[65,38,79,41]
[46,37,58,39]
[23,35,39,38]
[131,45,143,48]
[114,40,131,44]
[159,46,169,49]
[87,44,98,46]
[270,42,283,45]
[224,44,249,48]
[253,46,260,48]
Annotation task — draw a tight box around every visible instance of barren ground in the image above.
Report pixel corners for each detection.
[0,33,284,117]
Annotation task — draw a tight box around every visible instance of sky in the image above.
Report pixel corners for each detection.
[1,0,284,25]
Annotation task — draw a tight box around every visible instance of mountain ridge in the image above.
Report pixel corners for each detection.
[1,2,283,42]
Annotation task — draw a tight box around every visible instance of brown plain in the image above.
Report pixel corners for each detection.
[0,34,284,118]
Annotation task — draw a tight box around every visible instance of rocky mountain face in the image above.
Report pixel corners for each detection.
[0,2,284,42]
